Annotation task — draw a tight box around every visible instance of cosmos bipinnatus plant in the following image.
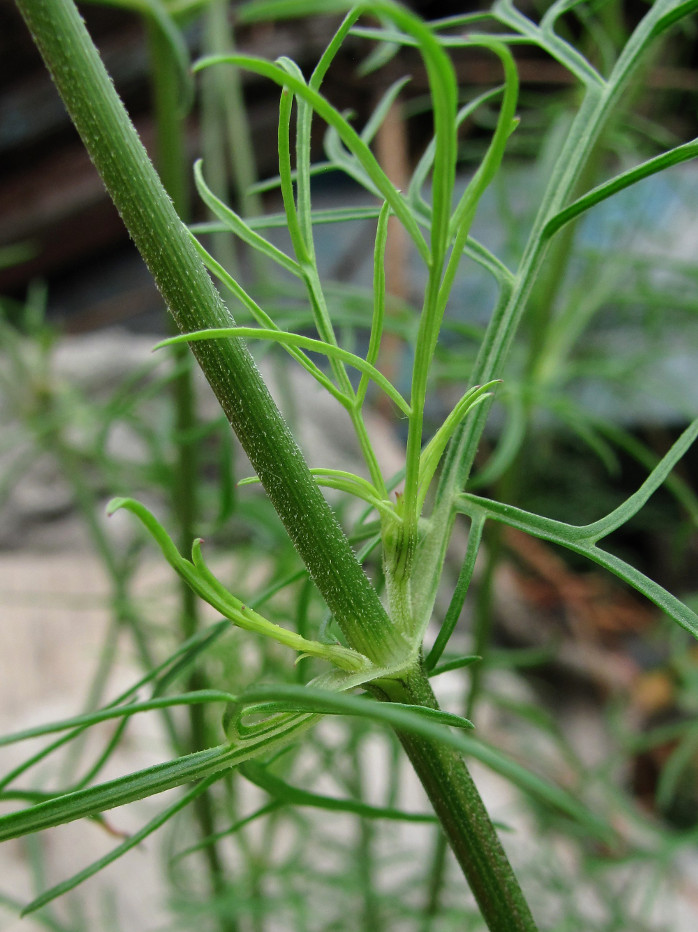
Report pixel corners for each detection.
[5,0,698,929]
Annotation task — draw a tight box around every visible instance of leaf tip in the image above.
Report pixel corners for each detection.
[106,497,128,517]
[191,537,205,564]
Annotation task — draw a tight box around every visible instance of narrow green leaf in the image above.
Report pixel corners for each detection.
[0,692,235,748]
[248,205,382,228]
[401,40,516,532]
[170,802,281,862]
[155,327,411,415]
[356,201,390,409]
[585,548,698,641]
[239,468,396,520]
[361,76,412,144]
[418,382,500,510]
[280,50,358,399]
[0,621,230,792]
[310,10,362,91]
[241,761,437,823]
[595,420,698,527]
[429,655,482,677]
[469,393,526,489]
[193,159,300,276]
[193,51,429,261]
[0,713,317,842]
[298,11,363,256]
[456,490,698,640]
[238,0,350,20]
[246,160,332,195]
[188,236,347,405]
[492,0,604,88]
[193,206,387,240]
[237,685,610,839]
[238,683,473,729]
[647,0,698,42]
[463,237,515,289]
[309,469,395,520]
[540,0,591,31]
[22,776,218,915]
[544,139,698,241]
[580,419,698,542]
[108,497,371,671]
[356,34,401,78]
[324,122,383,198]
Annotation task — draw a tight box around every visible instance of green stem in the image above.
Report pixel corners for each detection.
[15,0,403,668]
[201,0,264,282]
[146,18,187,217]
[465,526,501,721]
[347,735,381,932]
[14,2,537,927]
[147,22,236,931]
[145,10,200,674]
[418,0,690,634]
[421,831,448,931]
[376,665,537,931]
[209,0,262,220]
[50,434,166,709]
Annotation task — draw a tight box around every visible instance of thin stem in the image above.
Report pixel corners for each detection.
[277,76,389,493]
[200,0,240,278]
[425,512,485,671]
[147,22,235,930]
[465,525,501,722]
[421,831,448,931]
[347,733,381,932]
[49,432,172,735]
[418,0,688,637]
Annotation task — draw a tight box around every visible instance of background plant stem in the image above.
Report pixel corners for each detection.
[146,21,236,929]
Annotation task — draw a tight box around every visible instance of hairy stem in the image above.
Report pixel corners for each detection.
[14,1,538,927]
[376,665,537,931]
[14,0,404,667]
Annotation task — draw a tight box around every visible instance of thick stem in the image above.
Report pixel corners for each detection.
[14,2,537,927]
[376,666,537,932]
[14,0,404,668]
